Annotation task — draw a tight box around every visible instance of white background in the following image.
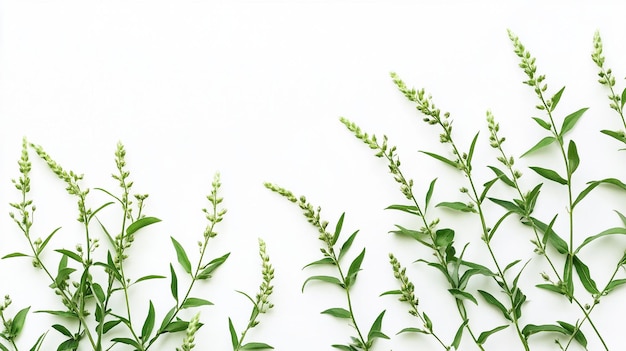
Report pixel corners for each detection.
[1,1,626,350]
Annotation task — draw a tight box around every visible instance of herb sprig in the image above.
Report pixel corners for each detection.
[3,140,273,351]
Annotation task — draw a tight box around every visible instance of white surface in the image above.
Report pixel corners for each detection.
[1,1,626,350]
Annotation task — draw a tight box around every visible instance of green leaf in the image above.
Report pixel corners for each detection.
[536,283,565,295]
[197,252,230,280]
[134,275,166,284]
[38,227,62,255]
[487,211,515,241]
[511,289,526,320]
[503,259,521,274]
[55,267,76,289]
[389,225,429,246]
[379,290,402,297]
[572,255,599,295]
[52,324,74,338]
[560,107,588,137]
[302,275,343,292]
[320,308,351,319]
[436,201,476,213]
[572,182,600,208]
[418,260,452,285]
[236,290,256,307]
[434,228,454,249]
[368,310,389,341]
[141,301,155,342]
[94,187,123,204]
[567,140,580,174]
[531,117,552,130]
[523,215,568,255]
[488,198,523,215]
[423,312,433,331]
[477,325,509,344]
[487,166,515,187]
[397,327,428,334]
[126,216,161,236]
[477,290,510,321]
[420,151,459,169]
[88,201,114,223]
[480,178,499,202]
[34,310,78,318]
[331,213,345,246]
[54,249,83,264]
[240,342,274,350]
[1,252,30,259]
[91,283,105,303]
[303,257,335,269]
[535,215,563,251]
[29,332,47,351]
[522,324,567,338]
[10,306,30,337]
[466,132,480,169]
[169,264,178,302]
[458,269,485,290]
[525,183,543,214]
[564,255,574,298]
[103,320,121,334]
[448,289,477,305]
[57,339,79,351]
[97,218,116,247]
[95,304,104,324]
[181,297,213,309]
[111,338,142,349]
[425,178,437,209]
[385,204,419,215]
[521,136,556,157]
[338,230,358,261]
[621,87,626,109]
[589,177,626,191]
[158,307,176,334]
[601,129,626,144]
[345,248,366,288]
[575,227,626,254]
[451,320,468,349]
[458,260,496,277]
[170,237,192,275]
[550,86,565,112]
[557,320,587,347]
[228,318,238,350]
[605,278,626,294]
[529,166,567,185]
[163,320,188,333]
[615,210,626,227]
[94,252,123,282]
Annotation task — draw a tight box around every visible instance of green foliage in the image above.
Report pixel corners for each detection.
[277,29,626,350]
[6,28,626,351]
[263,185,388,350]
[229,238,275,351]
[3,141,273,350]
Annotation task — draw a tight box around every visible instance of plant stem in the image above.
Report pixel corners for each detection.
[380,143,484,350]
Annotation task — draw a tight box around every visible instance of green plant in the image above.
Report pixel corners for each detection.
[5,29,626,351]
[2,139,274,351]
[264,183,389,351]
[228,238,275,351]
[263,30,626,350]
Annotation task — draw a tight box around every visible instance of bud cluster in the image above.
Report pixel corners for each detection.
[508,30,550,108]
[389,253,419,316]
